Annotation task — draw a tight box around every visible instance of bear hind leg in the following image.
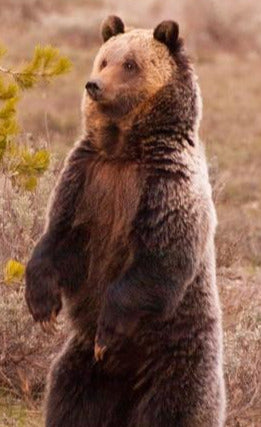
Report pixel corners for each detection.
[128,388,224,427]
[45,337,129,427]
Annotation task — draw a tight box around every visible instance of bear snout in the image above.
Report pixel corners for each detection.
[85,79,103,101]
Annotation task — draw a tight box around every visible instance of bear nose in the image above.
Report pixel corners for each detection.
[85,80,103,100]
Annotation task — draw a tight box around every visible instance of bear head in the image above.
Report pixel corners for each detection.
[82,16,201,146]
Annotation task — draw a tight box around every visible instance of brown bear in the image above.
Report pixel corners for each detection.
[25,16,226,427]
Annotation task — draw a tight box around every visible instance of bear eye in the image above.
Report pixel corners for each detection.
[100,59,107,70]
[123,59,138,72]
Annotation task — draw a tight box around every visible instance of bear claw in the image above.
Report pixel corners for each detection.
[39,310,58,334]
[94,340,107,362]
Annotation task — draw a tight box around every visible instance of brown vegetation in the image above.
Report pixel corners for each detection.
[0,0,260,425]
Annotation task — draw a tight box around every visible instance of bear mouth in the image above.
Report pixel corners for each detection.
[97,93,145,118]
[86,90,103,103]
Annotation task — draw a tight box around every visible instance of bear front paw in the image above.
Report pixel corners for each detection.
[25,257,62,329]
[94,308,139,362]
[94,321,117,362]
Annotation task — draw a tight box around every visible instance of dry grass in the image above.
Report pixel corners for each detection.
[220,269,261,426]
[0,0,260,425]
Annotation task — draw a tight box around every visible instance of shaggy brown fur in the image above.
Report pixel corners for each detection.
[25,16,226,427]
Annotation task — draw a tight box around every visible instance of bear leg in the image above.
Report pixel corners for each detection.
[128,382,225,427]
[45,336,132,427]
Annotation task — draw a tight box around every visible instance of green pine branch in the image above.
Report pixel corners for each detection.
[0,43,71,182]
[0,43,72,282]
[0,45,72,89]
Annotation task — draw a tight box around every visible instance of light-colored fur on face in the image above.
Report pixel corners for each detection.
[93,29,176,92]
[82,29,177,124]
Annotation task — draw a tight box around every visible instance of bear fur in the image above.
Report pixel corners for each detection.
[25,16,226,427]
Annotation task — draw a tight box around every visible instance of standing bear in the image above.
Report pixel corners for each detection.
[25,16,226,427]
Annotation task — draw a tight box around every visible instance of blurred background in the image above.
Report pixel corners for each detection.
[0,1,260,426]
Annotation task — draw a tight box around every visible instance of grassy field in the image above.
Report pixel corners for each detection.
[0,1,260,426]
[0,395,43,427]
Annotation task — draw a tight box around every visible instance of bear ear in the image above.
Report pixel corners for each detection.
[101,15,125,42]
[153,21,179,52]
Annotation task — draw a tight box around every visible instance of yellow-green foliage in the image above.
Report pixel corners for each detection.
[4,259,25,284]
[0,43,71,282]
